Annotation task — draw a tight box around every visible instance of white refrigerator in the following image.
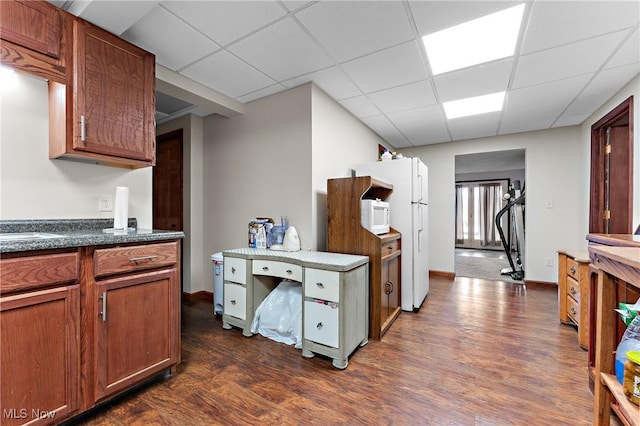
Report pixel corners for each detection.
[355,157,429,311]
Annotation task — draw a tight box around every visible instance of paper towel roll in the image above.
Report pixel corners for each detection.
[114,186,129,230]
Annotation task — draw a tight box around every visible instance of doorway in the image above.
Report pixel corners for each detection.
[455,180,508,250]
[589,96,634,234]
[153,129,184,232]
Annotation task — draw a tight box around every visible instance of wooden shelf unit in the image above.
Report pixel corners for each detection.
[327,176,401,340]
[558,250,590,349]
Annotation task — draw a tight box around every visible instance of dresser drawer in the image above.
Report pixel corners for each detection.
[304,300,339,348]
[567,276,580,304]
[94,242,178,278]
[566,257,579,281]
[304,268,339,303]
[382,239,400,256]
[567,294,580,325]
[224,257,247,284]
[224,282,246,320]
[1,252,79,293]
[252,260,302,282]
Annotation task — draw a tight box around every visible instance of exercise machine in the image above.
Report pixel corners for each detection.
[495,180,525,280]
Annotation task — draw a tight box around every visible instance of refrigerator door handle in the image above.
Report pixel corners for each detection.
[417,204,424,252]
[418,173,424,203]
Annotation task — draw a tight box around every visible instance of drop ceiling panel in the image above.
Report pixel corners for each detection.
[361,115,412,149]
[580,64,639,98]
[522,1,640,54]
[605,28,640,69]
[433,58,513,102]
[512,30,630,89]
[73,1,159,36]
[368,80,436,114]
[387,105,450,146]
[295,1,415,63]
[122,6,220,71]
[340,41,428,93]
[506,74,593,110]
[500,101,568,133]
[162,1,287,47]
[282,66,362,101]
[339,96,380,119]
[237,83,287,103]
[227,17,334,81]
[563,92,618,118]
[448,113,500,141]
[182,51,276,98]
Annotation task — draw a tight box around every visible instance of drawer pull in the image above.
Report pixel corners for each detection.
[230,300,237,305]
[286,269,292,274]
[262,266,269,272]
[129,255,159,263]
[231,267,236,273]
[570,287,577,295]
[316,282,325,289]
[570,266,576,274]
[570,307,577,315]
[316,322,323,330]
[99,292,107,322]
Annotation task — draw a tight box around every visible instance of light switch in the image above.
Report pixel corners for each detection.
[545,199,553,209]
[99,194,113,212]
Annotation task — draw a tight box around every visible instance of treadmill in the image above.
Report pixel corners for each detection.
[495,180,525,281]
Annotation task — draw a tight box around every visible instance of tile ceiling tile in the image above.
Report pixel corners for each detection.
[409,1,522,36]
[281,67,361,101]
[228,17,333,81]
[295,1,414,62]
[368,80,436,114]
[563,92,617,118]
[121,6,220,71]
[605,28,640,69]
[553,112,592,128]
[341,41,428,93]
[237,83,288,103]
[448,113,500,141]
[502,100,568,124]
[506,74,593,110]
[77,1,159,36]
[181,51,276,99]
[499,118,554,136]
[361,115,412,149]
[387,105,450,145]
[582,64,639,98]
[522,1,640,54]
[162,1,287,47]
[339,96,380,119]
[512,30,630,89]
[433,58,513,102]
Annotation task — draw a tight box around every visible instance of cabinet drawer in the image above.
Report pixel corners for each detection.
[224,283,246,320]
[1,252,79,293]
[253,260,302,282]
[94,242,178,277]
[567,294,579,325]
[566,258,579,281]
[304,300,339,348]
[382,239,400,256]
[304,268,339,303]
[224,257,247,284]
[567,276,580,304]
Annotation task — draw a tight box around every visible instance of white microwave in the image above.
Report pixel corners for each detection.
[361,199,390,235]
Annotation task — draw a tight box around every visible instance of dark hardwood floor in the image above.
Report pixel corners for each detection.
[69,276,604,425]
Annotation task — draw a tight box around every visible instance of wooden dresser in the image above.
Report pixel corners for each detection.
[558,250,590,349]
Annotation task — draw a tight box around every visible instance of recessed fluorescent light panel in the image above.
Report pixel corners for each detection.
[443,92,505,119]
[422,4,525,75]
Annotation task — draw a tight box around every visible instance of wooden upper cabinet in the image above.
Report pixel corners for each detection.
[49,18,156,168]
[0,0,67,82]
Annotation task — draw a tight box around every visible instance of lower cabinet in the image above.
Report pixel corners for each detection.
[381,251,400,332]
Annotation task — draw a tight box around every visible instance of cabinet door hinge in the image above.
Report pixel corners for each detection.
[605,144,611,155]
[604,210,611,220]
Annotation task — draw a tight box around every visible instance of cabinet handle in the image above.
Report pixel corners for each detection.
[385,281,393,295]
[99,292,107,321]
[231,267,236,273]
[570,287,577,295]
[286,269,292,274]
[316,322,323,330]
[570,266,576,274]
[80,115,86,142]
[230,300,236,305]
[316,282,325,289]
[262,266,269,271]
[129,255,159,263]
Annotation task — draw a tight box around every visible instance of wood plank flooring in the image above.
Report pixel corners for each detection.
[68,276,605,425]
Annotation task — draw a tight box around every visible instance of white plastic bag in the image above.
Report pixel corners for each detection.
[250,280,302,348]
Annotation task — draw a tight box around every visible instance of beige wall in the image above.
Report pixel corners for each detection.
[156,114,205,294]
[0,72,152,227]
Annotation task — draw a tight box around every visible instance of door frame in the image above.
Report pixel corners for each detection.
[589,96,634,233]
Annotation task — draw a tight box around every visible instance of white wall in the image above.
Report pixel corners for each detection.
[311,84,385,250]
[400,126,586,283]
[580,75,640,230]
[456,169,525,185]
[156,114,205,294]
[0,72,152,227]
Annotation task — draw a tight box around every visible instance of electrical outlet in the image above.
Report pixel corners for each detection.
[545,257,553,267]
[99,194,113,212]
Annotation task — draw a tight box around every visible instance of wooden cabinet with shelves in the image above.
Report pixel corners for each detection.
[327,176,401,340]
[0,250,80,426]
[558,250,590,349]
[49,17,156,168]
[0,0,68,82]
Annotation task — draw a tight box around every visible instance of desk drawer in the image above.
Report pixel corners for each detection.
[567,276,580,304]
[1,252,79,293]
[94,242,177,278]
[382,239,400,256]
[566,258,579,281]
[304,268,339,303]
[304,300,339,348]
[224,257,247,284]
[224,282,246,320]
[252,260,302,282]
[567,294,579,325]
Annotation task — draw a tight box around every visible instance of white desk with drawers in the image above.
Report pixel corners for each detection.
[221,248,369,369]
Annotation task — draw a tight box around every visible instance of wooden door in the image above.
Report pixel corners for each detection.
[94,269,178,402]
[0,286,80,425]
[380,255,400,332]
[589,97,634,234]
[153,130,183,231]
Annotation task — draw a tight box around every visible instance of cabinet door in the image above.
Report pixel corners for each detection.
[381,255,400,326]
[0,0,62,59]
[72,19,155,165]
[0,285,80,426]
[94,268,178,402]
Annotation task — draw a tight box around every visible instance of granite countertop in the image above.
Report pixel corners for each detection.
[0,219,184,254]
[223,247,369,272]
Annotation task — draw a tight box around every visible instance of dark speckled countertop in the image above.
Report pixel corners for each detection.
[0,219,184,254]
